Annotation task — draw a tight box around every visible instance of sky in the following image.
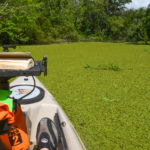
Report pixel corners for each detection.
[126,0,150,9]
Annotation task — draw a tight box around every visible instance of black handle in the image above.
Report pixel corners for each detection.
[2,45,16,52]
[0,119,12,135]
[43,55,47,76]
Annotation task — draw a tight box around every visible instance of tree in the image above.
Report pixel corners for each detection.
[0,0,45,44]
[75,0,106,35]
[104,0,132,15]
[107,16,125,40]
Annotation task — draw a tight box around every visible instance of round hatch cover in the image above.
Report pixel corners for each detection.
[10,85,45,104]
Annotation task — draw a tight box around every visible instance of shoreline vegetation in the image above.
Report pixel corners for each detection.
[1,0,150,45]
[1,40,150,47]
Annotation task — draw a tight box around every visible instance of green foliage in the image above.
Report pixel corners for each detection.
[124,8,150,43]
[108,63,121,71]
[107,16,125,40]
[143,29,149,44]
[57,22,79,41]
[0,0,42,44]
[103,97,120,102]
[84,64,90,69]
[0,0,150,44]
[36,16,51,34]
[24,24,46,44]
[104,0,132,15]
[84,63,121,71]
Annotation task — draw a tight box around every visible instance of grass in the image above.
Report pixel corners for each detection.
[1,42,150,150]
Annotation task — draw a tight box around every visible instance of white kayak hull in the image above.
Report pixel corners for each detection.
[11,76,86,150]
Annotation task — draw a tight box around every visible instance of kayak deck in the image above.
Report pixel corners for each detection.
[11,76,86,150]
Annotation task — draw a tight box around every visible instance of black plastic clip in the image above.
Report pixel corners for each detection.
[2,45,16,52]
[42,55,47,76]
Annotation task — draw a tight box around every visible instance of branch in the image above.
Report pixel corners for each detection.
[137,32,143,40]
[0,0,9,11]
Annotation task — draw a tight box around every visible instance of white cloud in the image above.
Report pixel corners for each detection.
[126,0,150,9]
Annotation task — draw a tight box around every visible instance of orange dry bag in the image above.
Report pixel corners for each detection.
[0,102,29,150]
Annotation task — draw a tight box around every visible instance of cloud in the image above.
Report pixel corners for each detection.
[126,0,150,9]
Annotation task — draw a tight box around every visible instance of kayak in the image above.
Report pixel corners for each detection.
[0,45,86,150]
[10,76,86,150]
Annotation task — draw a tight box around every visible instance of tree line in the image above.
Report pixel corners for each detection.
[0,0,150,44]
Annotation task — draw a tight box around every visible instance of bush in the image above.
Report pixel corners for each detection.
[36,16,52,35]
[56,22,79,41]
[50,27,60,39]
[24,24,46,44]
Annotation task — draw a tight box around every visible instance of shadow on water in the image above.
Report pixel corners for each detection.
[125,41,150,46]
